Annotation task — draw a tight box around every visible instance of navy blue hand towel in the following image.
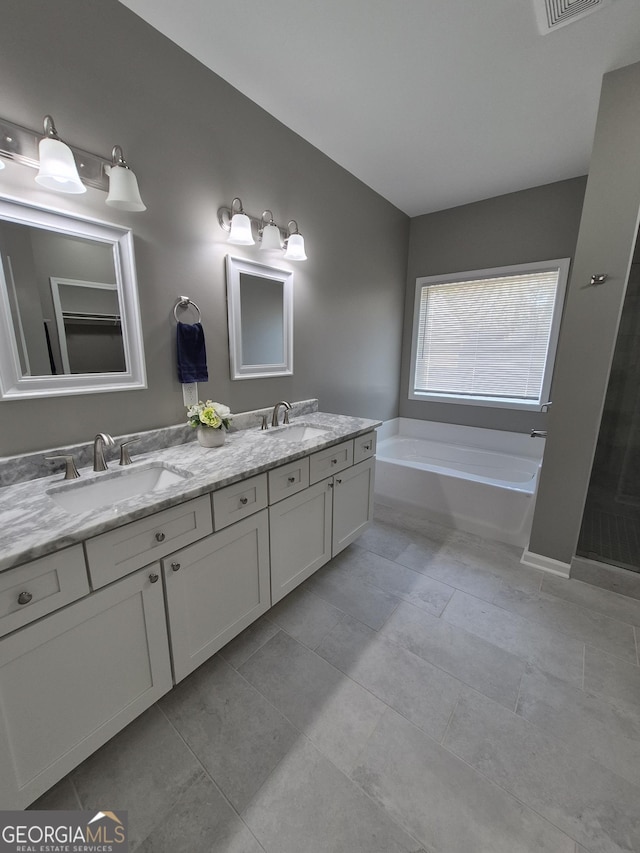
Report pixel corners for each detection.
[177,321,208,383]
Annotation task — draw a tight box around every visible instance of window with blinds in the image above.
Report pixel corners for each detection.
[409,260,569,409]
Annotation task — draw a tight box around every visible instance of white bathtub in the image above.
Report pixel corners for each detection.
[374,419,544,546]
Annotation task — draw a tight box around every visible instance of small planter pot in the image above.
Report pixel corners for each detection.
[197,426,226,448]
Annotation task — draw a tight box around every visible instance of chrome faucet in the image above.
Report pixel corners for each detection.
[530,429,547,438]
[93,433,115,471]
[271,400,292,427]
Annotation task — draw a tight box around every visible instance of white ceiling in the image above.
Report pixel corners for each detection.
[119,0,640,217]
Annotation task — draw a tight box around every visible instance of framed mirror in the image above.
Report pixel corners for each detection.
[0,195,146,399]
[226,255,293,380]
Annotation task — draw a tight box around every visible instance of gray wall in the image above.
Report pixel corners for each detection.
[0,0,409,456]
[400,178,587,433]
[529,61,640,566]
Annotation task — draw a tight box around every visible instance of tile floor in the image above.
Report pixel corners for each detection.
[33,506,640,853]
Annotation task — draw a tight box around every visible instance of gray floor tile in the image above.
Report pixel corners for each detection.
[242,737,423,853]
[71,705,202,852]
[28,777,80,811]
[443,590,585,685]
[159,656,298,812]
[444,529,525,573]
[584,645,640,708]
[316,614,462,740]
[517,664,640,787]
[493,584,637,662]
[266,586,344,649]
[443,687,640,853]
[238,630,386,775]
[218,616,280,668]
[354,519,414,561]
[542,573,640,628]
[352,707,575,853]
[396,542,505,600]
[303,560,400,630]
[373,503,458,547]
[380,600,526,708]
[136,774,263,853]
[338,545,455,616]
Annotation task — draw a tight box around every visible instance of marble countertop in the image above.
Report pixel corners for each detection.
[0,412,380,573]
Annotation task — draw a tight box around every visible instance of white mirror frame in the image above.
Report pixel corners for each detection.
[226,255,293,380]
[0,195,146,399]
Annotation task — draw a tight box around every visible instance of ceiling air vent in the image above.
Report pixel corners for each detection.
[533,0,613,33]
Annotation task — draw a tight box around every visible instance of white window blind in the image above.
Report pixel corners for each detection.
[411,265,565,407]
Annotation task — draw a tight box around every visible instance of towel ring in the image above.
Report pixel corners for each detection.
[173,296,202,324]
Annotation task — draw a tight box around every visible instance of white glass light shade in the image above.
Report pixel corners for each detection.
[284,232,307,261]
[35,137,86,194]
[228,212,255,245]
[260,222,282,251]
[106,164,147,211]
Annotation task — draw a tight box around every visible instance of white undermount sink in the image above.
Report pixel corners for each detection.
[261,423,330,442]
[46,462,191,513]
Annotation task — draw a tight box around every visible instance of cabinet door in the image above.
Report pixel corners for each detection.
[0,567,172,809]
[270,480,333,604]
[163,510,270,683]
[332,458,375,555]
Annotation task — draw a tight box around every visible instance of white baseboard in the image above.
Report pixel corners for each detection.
[520,548,571,577]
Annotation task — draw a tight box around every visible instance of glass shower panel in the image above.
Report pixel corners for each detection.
[577,227,640,572]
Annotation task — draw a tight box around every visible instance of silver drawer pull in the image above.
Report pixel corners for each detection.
[336,478,342,484]
[171,562,181,572]
[149,572,159,584]
[17,591,33,606]
[239,497,249,505]
[328,482,334,489]
[287,476,296,484]
[363,443,371,451]
[155,532,166,542]
[331,458,338,465]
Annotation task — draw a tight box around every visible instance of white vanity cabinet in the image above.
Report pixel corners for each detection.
[0,565,172,809]
[0,423,377,808]
[163,509,270,683]
[270,436,375,604]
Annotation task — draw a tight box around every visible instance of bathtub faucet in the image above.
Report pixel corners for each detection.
[530,429,547,438]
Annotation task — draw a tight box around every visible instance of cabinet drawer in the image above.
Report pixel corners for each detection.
[309,440,353,484]
[0,546,89,639]
[268,457,310,504]
[85,495,213,589]
[212,474,268,530]
[353,431,376,464]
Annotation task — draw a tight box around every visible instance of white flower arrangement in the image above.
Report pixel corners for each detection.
[187,400,232,431]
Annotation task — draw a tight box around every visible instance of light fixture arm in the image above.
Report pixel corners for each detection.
[111,145,129,169]
[43,115,60,140]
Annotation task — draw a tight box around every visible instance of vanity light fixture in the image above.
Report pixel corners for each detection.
[0,114,146,211]
[105,145,146,212]
[35,115,86,194]
[217,198,308,260]
[284,220,307,261]
[227,197,255,245]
